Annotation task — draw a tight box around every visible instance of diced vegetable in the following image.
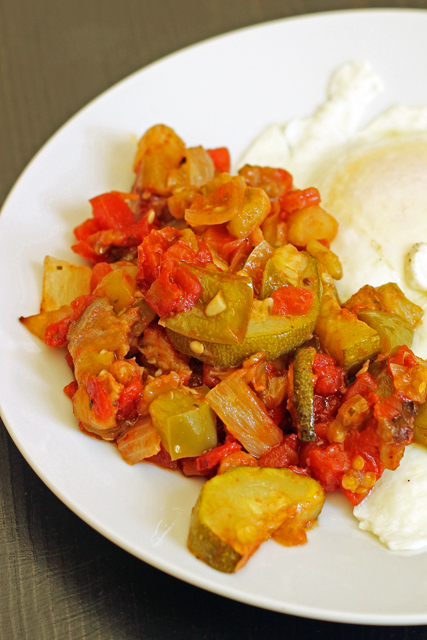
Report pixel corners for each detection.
[226,187,271,239]
[207,147,230,173]
[343,283,423,328]
[92,265,138,314]
[286,205,338,247]
[376,283,423,328]
[187,466,325,572]
[327,394,371,443]
[260,243,308,299]
[20,305,73,342]
[205,372,283,457]
[184,147,215,188]
[116,416,161,464]
[239,165,292,198]
[149,388,217,460]
[280,187,320,214]
[356,309,414,358]
[306,239,342,280]
[133,125,185,196]
[315,294,381,373]
[41,256,92,312]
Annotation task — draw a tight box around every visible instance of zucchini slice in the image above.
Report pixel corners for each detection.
[188,466,325,572]
[166,254,322,368]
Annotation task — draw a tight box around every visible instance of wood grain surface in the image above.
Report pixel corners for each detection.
[2,1,427,638]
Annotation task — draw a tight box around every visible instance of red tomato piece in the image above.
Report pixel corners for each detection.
[344,421,382,471]
[271,286,314,316]
[70,294,98,319]
[317,239,330,249]
[63,380,78,399]
[313,394,342,423]
[279,187,321,215]
[137,227,182,292]
[44,315,73,348]
[342,422,383,504]
[180,458,214,476]
[90,191,136,230]
[387,344,417,369]
[342,371,378,403]
[145,264,203,317]
[307,443,350,492]
[196,441,242,471]
[258,434,299,468]
[45,294,97,348]
[71,239,106,264]
[207,147,231,173]
[74,218,101,241]
[117,375,143,422]
[202,224,249,265]
[267,402,287,426]
[90,262,113,291]
[85,375,114,421]
[145,444,180,470]
[288,465,311,477]
[313,354,344,396]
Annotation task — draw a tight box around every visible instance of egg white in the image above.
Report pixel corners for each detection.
[353,444,427,551]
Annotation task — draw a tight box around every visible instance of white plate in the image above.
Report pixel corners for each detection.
[1,8,427,626]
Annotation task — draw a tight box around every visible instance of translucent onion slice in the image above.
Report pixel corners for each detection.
[185,146,215,188]
[206,372,283,457]
[116,416,161,464]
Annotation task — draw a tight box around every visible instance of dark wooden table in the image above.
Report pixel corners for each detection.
[2,1,427,638]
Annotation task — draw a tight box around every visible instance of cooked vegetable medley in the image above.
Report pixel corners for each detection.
[20,124,427,572]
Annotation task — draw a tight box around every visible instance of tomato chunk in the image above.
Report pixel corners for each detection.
[207,147,231,173]
[307,443,350,492]
[313,354,344,396]
[90,191,136,230]
[279,187,321,215]
[258,434,299,468]
[85,375,114,421]
[196,441,242,471]
[271,287,314,316]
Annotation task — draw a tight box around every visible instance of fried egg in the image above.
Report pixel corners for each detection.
[240,61,427,551]
[240,60,427,358]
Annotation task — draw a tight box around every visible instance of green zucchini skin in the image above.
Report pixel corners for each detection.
[293,347,316,442]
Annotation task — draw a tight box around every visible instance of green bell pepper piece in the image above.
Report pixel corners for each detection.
[149,387,217,460]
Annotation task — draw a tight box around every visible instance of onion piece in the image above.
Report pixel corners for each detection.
[206,372,283,457]
[185,146,215,188]
[116,416,161,464]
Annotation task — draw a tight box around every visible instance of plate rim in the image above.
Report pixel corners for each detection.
[2,7,427,625]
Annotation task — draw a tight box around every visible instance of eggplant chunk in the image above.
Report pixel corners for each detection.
[188,466,325,573]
